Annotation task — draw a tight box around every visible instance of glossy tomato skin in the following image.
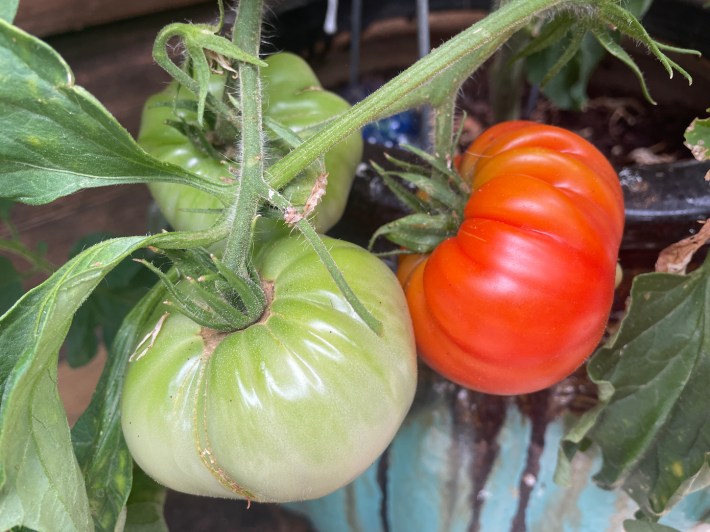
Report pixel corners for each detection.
[401,121,624,395]
[138,52,363,234]
[121,233,417,502]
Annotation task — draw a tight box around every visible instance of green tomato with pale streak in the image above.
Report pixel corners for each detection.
[120,233,417,502]
[138,52,362,234]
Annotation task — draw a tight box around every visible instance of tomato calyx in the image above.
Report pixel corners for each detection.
[136,247,266,332]
[163,107,239,161]
[368,145,468,255]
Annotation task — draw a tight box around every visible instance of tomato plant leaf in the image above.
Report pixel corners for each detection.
[524,0,655,110]
[0,256,23,314]
[124,465,168,532]
[0,236,159,531]
[0,20,228,205]
[557,257,710,518]
[0,0,18,24]
[684,114,710,166]
[0,214,223,531]
[525,33,605,110]
[71,280,167,532]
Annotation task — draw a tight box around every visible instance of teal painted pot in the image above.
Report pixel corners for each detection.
[287,369,710,531]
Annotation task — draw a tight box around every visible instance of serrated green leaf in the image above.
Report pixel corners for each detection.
[124,465,168,532]
[684,115,710,163]
[0,0,18,24]
[71,280,168,532]
[0,256,22,314]
[558,259,710,518]
[0,20,228,205]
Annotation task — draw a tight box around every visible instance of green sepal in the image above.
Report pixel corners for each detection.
[372,164,430,214]
[600,2,698,81]
[518,0,698,109]
[369,213,457,254]
[136,247,267,332]
[164,119,226,161]
[397,144,469,195]
[135,258,242,331]
[384,170,464,213]
[211,255,266,319]
[371,143,468,255]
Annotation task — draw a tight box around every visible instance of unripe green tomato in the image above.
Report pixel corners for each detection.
[137,52,362,234]
[121,233,417,502]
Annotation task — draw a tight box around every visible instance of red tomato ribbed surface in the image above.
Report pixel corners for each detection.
[401,121,624,395]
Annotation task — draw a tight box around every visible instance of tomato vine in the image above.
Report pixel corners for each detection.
[0,0,705,530]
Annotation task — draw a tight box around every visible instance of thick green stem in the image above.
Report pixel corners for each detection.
[151,217,230,251]
[267,0,572,190]
[260,183,384,335]
[220,0,265,280]
[431,96,457,163]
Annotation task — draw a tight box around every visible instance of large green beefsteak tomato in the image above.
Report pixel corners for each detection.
[121,233,417,502]
[138,52,362,234]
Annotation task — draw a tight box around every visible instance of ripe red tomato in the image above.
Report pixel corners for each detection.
[399,121,624,395]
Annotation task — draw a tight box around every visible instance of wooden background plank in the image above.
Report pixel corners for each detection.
[13,0,209,37]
